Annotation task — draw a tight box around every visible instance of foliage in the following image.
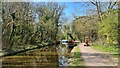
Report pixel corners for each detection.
[72,16,98,41]
[58,24,71,40]
[2,2,64,52]
[92,43,118,55]
[2,2,35,50]
[98,10,118,44]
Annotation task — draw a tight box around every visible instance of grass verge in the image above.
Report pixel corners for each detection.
[91,44,119,58]
[72,45,85,67]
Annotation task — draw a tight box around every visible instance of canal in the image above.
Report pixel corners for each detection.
[1,44,70,68]
[2,45,59,68]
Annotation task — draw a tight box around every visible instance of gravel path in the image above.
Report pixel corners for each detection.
[78,43,118,68]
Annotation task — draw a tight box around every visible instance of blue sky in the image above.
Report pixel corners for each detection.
[58,2,95,22]
[60,2,86,17]
[32,1,96,22]
[58,2,89,22]
[59,2,75,21]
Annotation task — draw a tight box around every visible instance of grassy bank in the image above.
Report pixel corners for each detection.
[66,45,86,68]
[72,45,84,66]
[91,43,119,57]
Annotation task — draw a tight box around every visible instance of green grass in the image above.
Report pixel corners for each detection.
[73,45,80,52]
[72,46,84,66]
[91,44,119,57]
[66,45,86,68]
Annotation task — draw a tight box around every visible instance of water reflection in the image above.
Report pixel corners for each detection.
[2,46,59,67]
[56,45,68,67]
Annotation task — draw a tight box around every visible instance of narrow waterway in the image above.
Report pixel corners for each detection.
[1,45,59,68]
[1,44,75,68]
[56,45,68,67]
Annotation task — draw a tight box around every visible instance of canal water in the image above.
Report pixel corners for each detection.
[1,44,69,68]
[57,44,68,67]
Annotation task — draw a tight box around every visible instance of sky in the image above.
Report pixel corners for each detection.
[29,0,117,2]
[28,0,117,19]
[30,0,98,22]
[1,0,118,2]
[58,2,88,22]
[33,2,90,23]
[58,2,95,22]
[59,2,76,22]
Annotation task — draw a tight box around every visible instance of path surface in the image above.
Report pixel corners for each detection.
[79,43,118,68]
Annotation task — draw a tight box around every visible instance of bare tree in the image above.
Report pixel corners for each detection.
[90,0,118,21]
